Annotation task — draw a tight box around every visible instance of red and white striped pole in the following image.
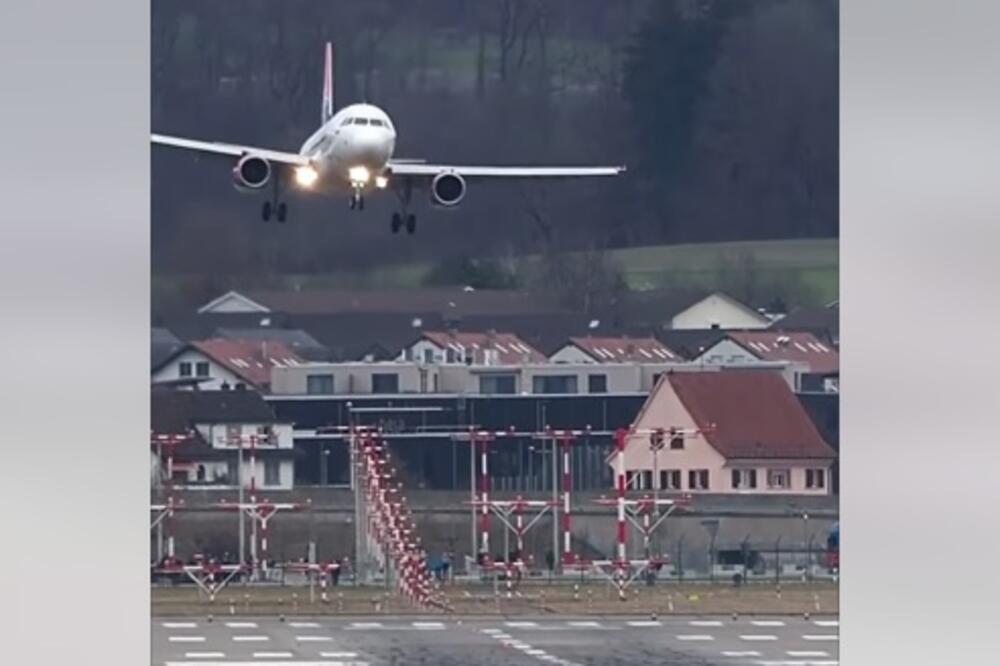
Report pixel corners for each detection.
[561,434,573,564]
[614,428,629,567]
[249,434,259,576]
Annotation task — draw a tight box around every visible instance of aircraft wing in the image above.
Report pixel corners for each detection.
[152,134,311,167]
[387,162,625,178]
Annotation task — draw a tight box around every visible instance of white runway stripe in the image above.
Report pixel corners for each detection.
[290,621,320,628]
[481,628,502,634]
[350,622,383,629]
[567,621,602,628]
[723,651,761,657]
[163,622,198,629]
[169,636,206,643]
[184,653,224,659]
[506,621,539,628]
[253,652,294,658]
[527,649,547,656]
[740,634,778,641]
[233,635,270,642]
[803,634,839,641]
[627,620,661,627]
[752,620,786,627]
[413,621,445,629]
[813,620,839,627]
[676,635,715,641]
[226,622,258,628]
[690,620,723,627]
[320,653,359,659]
[788,652,830,658]
[166,662,369,666]
[296,635,333,641]
[754,662,838,666]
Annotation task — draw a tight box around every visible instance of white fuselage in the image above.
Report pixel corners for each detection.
[298,103,396,193]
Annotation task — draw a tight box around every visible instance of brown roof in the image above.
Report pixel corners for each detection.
[568,336,679,363]
[245,288,571,316]
[192,338,305,388]
[421,331,546,364]
[668,372,835,460]
[727,331,839,374]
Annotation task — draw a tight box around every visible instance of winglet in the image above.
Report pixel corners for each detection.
[322,42,335,124]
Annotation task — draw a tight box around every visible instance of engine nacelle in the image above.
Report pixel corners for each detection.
[430,171,467,207]
[232,154,272,193]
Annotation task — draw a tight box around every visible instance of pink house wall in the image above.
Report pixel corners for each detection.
[619,380,831,495]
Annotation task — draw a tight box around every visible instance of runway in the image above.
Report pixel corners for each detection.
[153,615,839,666]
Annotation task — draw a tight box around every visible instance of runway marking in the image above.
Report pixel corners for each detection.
[752,620,786,627]
[169,636,206,643]
[481,628,502,634]
[740,634,778,641]
[690,620,723,627]
[253,652,294,659]
[163,622,198,629]
[296,635,333,641]
[290,621,321,628]
[803,634,839,641]
[506,621,539,628]
[320,653,359,659]
[413,621,445,629]
[226,621,259,628]
[184,653,224,659]
[813,620,839,627]
[526,649,547,656]
[754,662,838,666]
[233,635,270,642]
[723,651,762,657]
[567,621,602,628]
[350,622,383,629]
[788,652,830,658]
[627,620,661,627]
[166,663,369,666]
[676,634,715,641]
[494,633,513,639]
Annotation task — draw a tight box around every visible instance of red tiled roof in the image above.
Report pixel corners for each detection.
[421,331,546,364]
[668,372,835,460]
[727,331,839,374]
[193,338,305,388]
[569,336,679,363]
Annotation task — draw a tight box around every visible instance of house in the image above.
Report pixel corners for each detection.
[151,389,296,489]
[599,289,771,331]
[669,292,772,330]
[617,371,836,495]
[550,336,680,364]
[151,338,306,392]
[694,331,839,392]
[214,327,331,362]
[403,330,547,365]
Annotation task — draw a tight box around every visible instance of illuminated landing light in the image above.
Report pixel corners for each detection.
[375,175,389,189]
[295,166,319,188]
[348,165,371,185]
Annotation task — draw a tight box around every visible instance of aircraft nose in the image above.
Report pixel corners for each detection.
[353,131,389,166]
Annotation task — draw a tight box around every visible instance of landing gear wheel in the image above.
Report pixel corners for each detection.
[262,201,272,222]
[276,202,287,223]
[405,214,416,235]
[391,212,402,234]
[358,195,365,211]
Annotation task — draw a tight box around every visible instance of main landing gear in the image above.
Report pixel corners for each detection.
[261,172,287,222]
[391,212,416,235]
[349,190,365,211]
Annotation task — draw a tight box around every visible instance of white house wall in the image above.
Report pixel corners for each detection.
[671,294,770,330]
[549,345,597,364]
[696,339,759,365]
[152,349,245,390]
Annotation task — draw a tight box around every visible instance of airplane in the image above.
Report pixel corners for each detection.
[152,42,626,234]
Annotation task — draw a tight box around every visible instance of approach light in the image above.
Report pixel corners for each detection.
[295,166,319,188]
[375,175,389,189]
[348,165,371,184]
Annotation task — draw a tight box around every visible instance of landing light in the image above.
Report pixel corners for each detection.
[348,165,371,184]
[295,166,319,188]
[375,175,389,189]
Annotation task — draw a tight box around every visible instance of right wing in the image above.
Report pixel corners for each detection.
[387,162,624,178]
[151,134,311,167]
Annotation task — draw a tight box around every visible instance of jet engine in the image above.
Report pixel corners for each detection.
[232,154,272,192]
[430,171,466,207]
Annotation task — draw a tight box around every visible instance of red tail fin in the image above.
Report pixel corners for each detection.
[322,42,335,124]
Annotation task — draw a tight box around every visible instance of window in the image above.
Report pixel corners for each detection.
[767,469,791,489]
[588,374,608,394]
[731,468,758,490]
[640,471,653,490]
[195,361,210,377]
[179,362,192,377]
[670,434,685,450]
[532,375,578,394]
[652,373,663,387]
[688,469,709,490]
[341,117,353,126]
[660,469,682,490]
[264,460,281,487]
[479,374,516,395]
[806,468,826,489]
[625,471,639,489]
[355,117,369,125]
[307,374,334,395]
[372,373,399,394]
[370,118,385,127]
[423,348,436,364]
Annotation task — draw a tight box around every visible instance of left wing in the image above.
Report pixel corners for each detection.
[387,162,625,178]
[152,134,311,167]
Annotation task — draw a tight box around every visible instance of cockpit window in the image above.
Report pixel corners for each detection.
[340,117,353,126]
[355,118,369,126]
[370,119,384,127]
